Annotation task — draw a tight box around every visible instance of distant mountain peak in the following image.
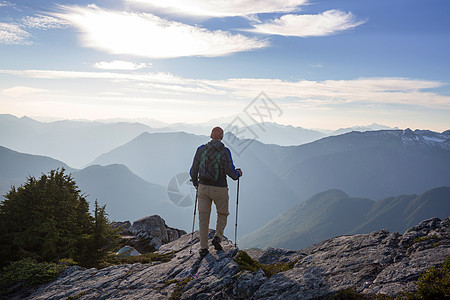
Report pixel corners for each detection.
[400,129,450,149]
[311,189,349,200]
[331,123,398,136]
[337,128,450,150]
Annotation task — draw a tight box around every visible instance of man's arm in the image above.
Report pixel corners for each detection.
[224,148,241,180]
[190,146,203,187]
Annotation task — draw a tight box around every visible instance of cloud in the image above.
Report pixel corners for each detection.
[126,0,308,17]
[93,60,151,70]
[0,23,31,45]
[248,10,366,36]
[0,1,12,8]
[0,14,68,45]
[1,86,48,97]
[0,69,185,83]
[21,15,70,30]
[53,5,268,58]
[204,77,449,108]
[0,69,225,97]
[1,69,448,109]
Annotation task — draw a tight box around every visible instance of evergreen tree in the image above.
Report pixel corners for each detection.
[0,169,117,266]
[86,200,120,264]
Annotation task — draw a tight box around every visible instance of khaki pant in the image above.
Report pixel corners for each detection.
[197,184,230,249]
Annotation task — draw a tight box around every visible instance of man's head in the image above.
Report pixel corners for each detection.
[210,126,224,141]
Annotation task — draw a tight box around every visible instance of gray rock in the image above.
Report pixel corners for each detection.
[25,217,450,300]
[129,215,186,249]
[257,247,302,264]
[111,221,132,234]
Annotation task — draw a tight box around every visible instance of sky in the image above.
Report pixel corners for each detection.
[0,0,449,131]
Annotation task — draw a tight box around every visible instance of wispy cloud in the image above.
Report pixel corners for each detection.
[93,60,151,70]
[0,1,12,8]
[21,15,70,30]
[126,0,308,17]
[0,69,186,83]
[0,23,31,45]
[1,69,448,109]
[53,5,268,58]
[205,77,449,108]
[1,86,48,97]
[0,13,68,45]
[249,10,366,36]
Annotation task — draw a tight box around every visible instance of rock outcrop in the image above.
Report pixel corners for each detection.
[112,221,131,233]
[130,215,186,249]
[26,217,450,299]
[112,215,187,251]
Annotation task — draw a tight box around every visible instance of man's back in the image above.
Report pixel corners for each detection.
[190,140,240,188]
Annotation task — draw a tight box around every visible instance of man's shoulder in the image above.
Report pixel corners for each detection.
[222,146,232,157]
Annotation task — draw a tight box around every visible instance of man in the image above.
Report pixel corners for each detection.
[190,126,242,256]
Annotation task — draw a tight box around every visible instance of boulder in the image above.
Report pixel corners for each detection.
[130,215,186,249]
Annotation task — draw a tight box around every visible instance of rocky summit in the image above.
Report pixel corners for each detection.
[26,217,449,299]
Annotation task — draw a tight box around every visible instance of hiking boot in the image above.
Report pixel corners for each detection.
[212,236,223,251]
[199,249,209,257]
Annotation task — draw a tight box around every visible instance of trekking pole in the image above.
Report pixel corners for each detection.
[234,177,240,247]
[189,188,198,254]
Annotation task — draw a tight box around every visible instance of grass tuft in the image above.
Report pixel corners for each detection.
[234,250,300,278]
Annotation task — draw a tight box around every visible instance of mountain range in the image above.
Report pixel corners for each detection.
[331,123,399,136]
[0,145,71,192]
[0,114,400,168]
[279,128,450,200]
[0,146,192,230]
[89,131,301,236]
[0,114,158,168]
[240,186,450,250]
[1,144,284,233]
[1,114,449,242]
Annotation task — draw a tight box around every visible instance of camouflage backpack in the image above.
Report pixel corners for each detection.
[199,145,222,184]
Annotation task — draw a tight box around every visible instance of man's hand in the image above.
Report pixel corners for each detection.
[190,178,198,189]
[236,168,243,177]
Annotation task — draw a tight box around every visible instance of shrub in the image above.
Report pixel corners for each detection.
[0,258,66,292]
[398,256,450,299]
[0,169,119,267]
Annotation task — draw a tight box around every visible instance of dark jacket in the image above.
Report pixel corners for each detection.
[190,140,240,187]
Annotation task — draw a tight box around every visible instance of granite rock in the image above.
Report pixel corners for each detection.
[25,217,450,299]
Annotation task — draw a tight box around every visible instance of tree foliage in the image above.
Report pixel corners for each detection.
[0,169,117,266]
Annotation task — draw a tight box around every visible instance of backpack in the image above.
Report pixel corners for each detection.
[199,145,222,184]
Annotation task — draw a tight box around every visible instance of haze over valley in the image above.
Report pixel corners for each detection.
[1,114,449,248]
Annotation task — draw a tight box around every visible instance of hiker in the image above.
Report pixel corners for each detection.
[190,126,242,256]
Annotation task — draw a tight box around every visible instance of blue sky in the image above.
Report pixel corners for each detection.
[0,0,449,131]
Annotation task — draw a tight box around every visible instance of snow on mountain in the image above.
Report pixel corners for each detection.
[360,128,450,149]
